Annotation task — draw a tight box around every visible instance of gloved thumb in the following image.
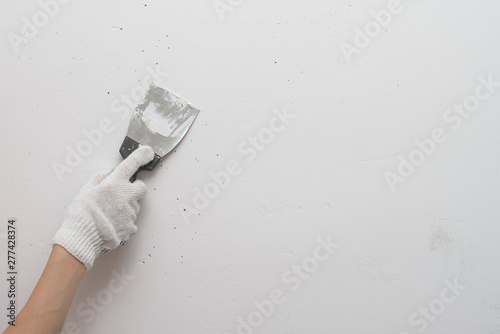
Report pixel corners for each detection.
[113,145,155,181]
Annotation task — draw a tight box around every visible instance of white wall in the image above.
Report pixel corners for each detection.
[1,0,500,333]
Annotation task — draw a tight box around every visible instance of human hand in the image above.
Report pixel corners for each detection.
[53,146,155,269]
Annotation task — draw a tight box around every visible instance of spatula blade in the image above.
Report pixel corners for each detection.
[126,82,200,157]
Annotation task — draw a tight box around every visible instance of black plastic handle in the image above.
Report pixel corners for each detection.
[119,136,162,182]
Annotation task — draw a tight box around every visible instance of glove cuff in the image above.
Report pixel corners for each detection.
[53,214,102,270]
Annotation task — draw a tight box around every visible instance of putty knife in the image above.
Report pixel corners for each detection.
[119,82,200,181]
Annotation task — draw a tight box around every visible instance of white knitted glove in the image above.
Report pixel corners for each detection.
[53,146,155,270]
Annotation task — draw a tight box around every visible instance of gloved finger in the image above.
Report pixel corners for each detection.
[120,233,136,247]
[113,145,155,181]
[130,179,148,201]
[86,169,113,187]
[130,201,140,215]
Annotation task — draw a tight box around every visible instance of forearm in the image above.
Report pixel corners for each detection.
[4,245,85,334]
[3,146,153,333]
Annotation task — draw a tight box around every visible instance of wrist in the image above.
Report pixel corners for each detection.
[53,214,102,270]
[51,244,86,271]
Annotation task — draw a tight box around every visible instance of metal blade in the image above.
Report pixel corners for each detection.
[126,82,200,157]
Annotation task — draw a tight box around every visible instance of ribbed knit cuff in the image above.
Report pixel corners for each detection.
[53,215,102,270]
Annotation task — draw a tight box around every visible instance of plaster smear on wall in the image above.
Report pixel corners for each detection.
[429,226,454,252]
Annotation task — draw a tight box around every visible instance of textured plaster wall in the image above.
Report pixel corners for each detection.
[1,0,500,333]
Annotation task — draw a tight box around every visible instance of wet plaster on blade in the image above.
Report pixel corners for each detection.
[141,102,196,138]
[127,84,200,157]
